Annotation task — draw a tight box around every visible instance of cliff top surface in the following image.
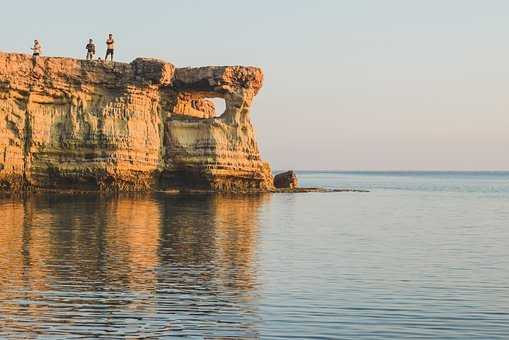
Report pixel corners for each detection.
[0,51,264,96]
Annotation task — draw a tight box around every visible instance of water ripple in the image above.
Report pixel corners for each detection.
[0,174,508,338]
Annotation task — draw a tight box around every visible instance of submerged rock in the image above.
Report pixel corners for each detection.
[0,52,273,192]
[274,170,298,189]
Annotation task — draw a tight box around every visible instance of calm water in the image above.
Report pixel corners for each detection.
[0,172,508,339]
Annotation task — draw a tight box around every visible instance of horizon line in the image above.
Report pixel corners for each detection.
[277,169,509,173]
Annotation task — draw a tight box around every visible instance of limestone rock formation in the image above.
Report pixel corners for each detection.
[0,52,273,192]
[274,171,298,189]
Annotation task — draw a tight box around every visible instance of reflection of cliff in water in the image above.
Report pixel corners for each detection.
[158,194,268,291]
[0,193,270,337]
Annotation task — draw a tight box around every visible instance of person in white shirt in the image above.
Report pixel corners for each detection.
[31,40,42,65]
[31,40,42,56]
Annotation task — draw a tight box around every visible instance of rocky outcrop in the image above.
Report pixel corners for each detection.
[0,52,273,192]
[274,171,298,189]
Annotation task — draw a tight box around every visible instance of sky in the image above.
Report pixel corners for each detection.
[2,0,509,170]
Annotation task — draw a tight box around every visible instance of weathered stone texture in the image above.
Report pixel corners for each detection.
[274,171,298,189]
[0,52,273,191]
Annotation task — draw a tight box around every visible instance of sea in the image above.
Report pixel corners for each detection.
[0,171,508,339]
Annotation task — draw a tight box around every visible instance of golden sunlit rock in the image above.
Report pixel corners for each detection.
[0,52,273,192]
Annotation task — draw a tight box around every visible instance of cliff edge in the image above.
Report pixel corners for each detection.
[0,52,273,192]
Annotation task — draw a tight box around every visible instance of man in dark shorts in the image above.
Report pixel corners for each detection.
[86,39,96,60]
[105,34,115,61]
[31,40,42,65]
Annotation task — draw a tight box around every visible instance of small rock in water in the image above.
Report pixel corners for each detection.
[274,170,298,189]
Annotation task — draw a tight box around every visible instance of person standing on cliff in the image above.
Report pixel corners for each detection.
[31,40,42,60]
[86,39,96,61]
[105,34,115,62]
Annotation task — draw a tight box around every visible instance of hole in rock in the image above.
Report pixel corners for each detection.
[210,98,226,117]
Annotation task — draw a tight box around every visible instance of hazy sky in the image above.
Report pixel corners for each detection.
[2,0,509,170]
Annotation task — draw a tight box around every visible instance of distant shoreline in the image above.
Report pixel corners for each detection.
[286,170,509,174]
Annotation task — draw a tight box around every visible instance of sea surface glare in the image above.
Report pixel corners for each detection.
[0,171,508,338]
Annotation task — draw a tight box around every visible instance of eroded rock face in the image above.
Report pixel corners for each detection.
[0,52,273,191]
[274,171,298,189]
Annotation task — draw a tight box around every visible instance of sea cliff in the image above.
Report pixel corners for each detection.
[0,52,273,192]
